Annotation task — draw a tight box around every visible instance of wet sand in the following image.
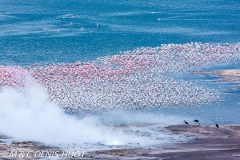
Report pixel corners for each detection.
[1,124,240,160]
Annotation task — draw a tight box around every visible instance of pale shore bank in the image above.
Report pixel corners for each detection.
[193,69,240,82]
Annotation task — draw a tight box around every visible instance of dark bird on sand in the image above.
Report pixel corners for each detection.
[184,120,189,125]
[193,119,200,125]
[215,123,219,128]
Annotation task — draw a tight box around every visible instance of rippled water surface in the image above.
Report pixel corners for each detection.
[0,0,240,124]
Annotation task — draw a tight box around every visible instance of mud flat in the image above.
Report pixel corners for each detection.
[1,124,240,159]
[87,125,240,160]
[0,139,62,160]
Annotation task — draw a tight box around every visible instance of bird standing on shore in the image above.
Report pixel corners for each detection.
[193,119,200,125]
[184,120,189,125]
[215,123,219,128]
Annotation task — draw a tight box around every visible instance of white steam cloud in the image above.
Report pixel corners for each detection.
[0,83,127,144]
[0,82,190,145]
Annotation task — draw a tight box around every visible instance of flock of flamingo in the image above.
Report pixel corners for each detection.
[0,42,239,112]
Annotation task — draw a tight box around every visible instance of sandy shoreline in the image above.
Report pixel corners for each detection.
[1,124,240,160]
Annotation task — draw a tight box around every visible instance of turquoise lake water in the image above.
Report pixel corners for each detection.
[0,0,240,125]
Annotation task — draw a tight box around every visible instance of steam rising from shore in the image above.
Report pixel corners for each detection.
[0,83,188,144]
[0,83,125,144]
